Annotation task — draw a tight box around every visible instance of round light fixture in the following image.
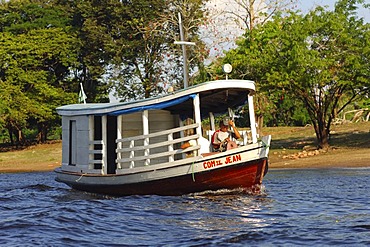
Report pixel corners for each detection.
[222,64,232,74]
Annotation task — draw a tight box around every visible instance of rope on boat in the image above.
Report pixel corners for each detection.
[76,173,86,182]
[191,155,204,182]
[261,140,270,148]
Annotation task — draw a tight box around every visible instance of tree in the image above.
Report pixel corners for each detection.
[0,1,79,144]
[63,0,127,103]
[110,0,208,100]
[0,0,209,144]
[222,0,298,31]
[201,0,297,61]
[222,0,370,148]
[200,0,298,133]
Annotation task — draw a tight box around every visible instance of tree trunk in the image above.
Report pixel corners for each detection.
[16,129,25,145]
[7,127,14,146]
[313,121,330,150]
[37,123,49,143]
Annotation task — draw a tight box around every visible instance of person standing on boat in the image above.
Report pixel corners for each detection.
[211,117,241,151]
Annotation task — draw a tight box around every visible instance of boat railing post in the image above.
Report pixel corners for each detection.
[142,110,150,166]
[193,94,202,156]
[248,95,258,143]
[168,133,174,162]
[116,115,122,170]
[178,118,186,160]
[129,140,135,168]
[209,112,215,132]
[102,115,108,174]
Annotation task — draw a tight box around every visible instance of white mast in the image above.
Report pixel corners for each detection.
[175,13,195,89]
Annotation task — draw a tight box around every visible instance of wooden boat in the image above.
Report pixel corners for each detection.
[55,79,271,196]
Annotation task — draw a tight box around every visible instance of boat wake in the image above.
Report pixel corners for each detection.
[190,184,267,198]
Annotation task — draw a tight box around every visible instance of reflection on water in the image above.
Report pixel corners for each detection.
[0,168,369,246]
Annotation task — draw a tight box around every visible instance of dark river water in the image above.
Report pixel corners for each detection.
[0,168,369,246]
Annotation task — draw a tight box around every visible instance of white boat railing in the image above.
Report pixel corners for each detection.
[115,123,201,169]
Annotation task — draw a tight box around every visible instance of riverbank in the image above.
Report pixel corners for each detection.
[0,141,61,173]
[1,122,369,173]
[265,121,370,168]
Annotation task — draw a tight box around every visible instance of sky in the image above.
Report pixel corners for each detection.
[300,0,337,11]
[299,0,369,22]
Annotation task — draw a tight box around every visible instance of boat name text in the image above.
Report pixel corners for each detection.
[203,154,241,169]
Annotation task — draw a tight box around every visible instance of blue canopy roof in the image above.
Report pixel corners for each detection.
[108,94,196,116]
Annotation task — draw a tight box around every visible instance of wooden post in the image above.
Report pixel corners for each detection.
[179,117,186,160]
[209,112,215,131]
[248,95,258,143]
[168,133,174,162]
[142,110,150,166]
[102,115,107,174]
[193,94,202,156]
[129,140,135,168]
[116,115,122,169]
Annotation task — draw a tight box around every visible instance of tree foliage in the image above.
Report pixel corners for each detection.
[222,0,370,148]
[0,0,78,144]
[0,0,208,144]
[109,0,209,100]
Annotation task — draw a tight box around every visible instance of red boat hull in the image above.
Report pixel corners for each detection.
[61,158,268,196]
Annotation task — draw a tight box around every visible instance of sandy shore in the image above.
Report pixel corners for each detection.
[269,147,370,169]
[0,142,61,174]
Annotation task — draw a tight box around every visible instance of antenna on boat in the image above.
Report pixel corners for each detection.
[222,64,232,80]
[174,13,195,89]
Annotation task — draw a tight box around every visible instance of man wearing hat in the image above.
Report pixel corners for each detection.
[211,117,241,151]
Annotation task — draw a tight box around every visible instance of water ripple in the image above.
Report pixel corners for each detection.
[0,169,369,246]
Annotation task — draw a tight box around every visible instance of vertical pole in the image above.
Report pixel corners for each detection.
[168,133,174,162]
[179,117,186,160]
[248,95,258,143]
[193,94,202,156]
[102,115,107,174]
[209,112,215,131]
[142,110,150,166]
[178,12,189,88]
[116,115,122,169]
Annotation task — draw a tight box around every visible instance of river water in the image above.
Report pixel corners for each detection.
[0,168,369,246]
